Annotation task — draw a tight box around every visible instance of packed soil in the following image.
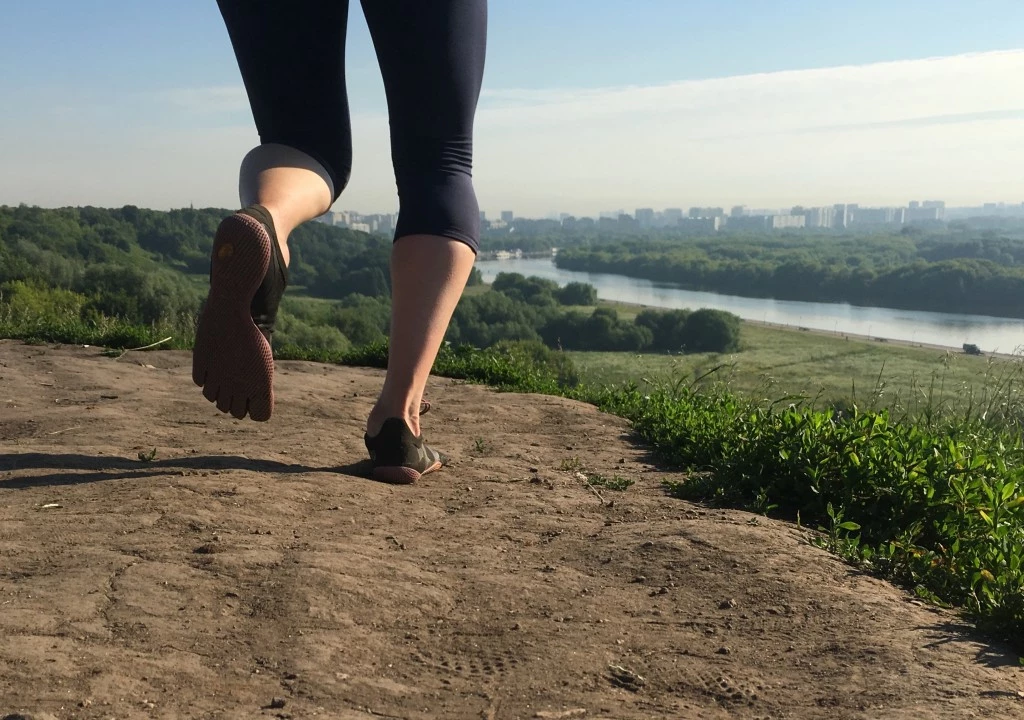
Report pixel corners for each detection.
[1,340,1021,720]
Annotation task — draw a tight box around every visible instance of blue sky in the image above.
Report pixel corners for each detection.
[2,1,1024,215]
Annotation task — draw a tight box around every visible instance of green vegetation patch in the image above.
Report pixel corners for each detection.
[594,380,1024,644]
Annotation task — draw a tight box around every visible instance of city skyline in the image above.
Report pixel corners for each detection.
[323,198,1024,235]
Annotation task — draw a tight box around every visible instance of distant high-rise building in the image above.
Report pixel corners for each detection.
[501,210,514,223]
[905,206,942,223]
[635,208,655,229]
[663,208,684,224]
[679,217,722,234]
[689,207,725,219]
[833,204,849,229]
[730,205,747,218]
[371,213,396,234]
[769,214,806,230]
[802,207,835,229]
[479,210,487,222]
[725,215,769,232]
[849,207,899,226]
[922,200,946,220]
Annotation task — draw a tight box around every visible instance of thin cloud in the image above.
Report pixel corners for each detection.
[154,85,249,114]
[3,51,1024,213]
[470,49,1024,213]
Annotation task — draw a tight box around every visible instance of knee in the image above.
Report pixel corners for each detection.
[253,140,351,203]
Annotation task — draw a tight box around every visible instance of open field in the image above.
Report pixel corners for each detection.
[569,313,1021,414]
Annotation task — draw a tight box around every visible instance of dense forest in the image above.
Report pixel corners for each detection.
[0,205,741,356]
[554,232,1024,318]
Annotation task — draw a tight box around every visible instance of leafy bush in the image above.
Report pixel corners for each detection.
[492,339,580,388]
[681,308,741,353]
[447,291,545,347]
[327,294,390,346]
[491,272,558,307]
[275,313,351,354]
[636,307,740,354]
[541,307,652,352]
[0,281,87,319]
[636,308,691,351]
[556,281,598,306]
[77,264,202,324]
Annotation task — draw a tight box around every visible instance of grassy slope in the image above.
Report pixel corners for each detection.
[562,300,1010,415]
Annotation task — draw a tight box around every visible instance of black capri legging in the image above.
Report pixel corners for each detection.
[216,0,487,252]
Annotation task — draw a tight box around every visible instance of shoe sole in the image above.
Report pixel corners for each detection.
[192,214,275,422]
[372,459,443,485]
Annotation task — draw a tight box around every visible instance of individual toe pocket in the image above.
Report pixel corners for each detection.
[248,392,272,422]
[202,382,219,404]
[216,391,233,414]
[230,393,249,420]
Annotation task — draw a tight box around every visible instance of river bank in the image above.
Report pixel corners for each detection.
[477,257,1024,354]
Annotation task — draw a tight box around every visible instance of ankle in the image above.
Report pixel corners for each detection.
[366,402,419,438]
[252,204,291,267]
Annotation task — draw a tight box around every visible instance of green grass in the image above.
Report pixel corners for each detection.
[584,473,635,491]
[0,312,194,351]
[569,320,1015,420]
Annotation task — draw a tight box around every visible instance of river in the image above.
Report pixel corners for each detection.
[476,257,1024,354]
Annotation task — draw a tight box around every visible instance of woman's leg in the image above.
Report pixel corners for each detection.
[361,0,488,445]
[238,143,335,266]
[195,1,353,421]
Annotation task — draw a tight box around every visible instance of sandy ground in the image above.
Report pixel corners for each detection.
[0,340,1022,719]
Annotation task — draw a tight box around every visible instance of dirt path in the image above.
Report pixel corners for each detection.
[0,340,1021,719]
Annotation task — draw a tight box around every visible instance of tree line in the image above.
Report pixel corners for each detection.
[448,272,740,354]
[0,206,741,357]
[554,234,1024,318]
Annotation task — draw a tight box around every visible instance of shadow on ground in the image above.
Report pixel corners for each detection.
[0,452,373,488]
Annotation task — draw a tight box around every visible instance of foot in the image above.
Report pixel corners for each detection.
[364,417,444,484]
[192,207,285,421]
[245,205,289,341]
[365,400,431,438]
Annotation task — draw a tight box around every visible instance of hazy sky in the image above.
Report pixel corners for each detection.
[2,1,1024,217]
